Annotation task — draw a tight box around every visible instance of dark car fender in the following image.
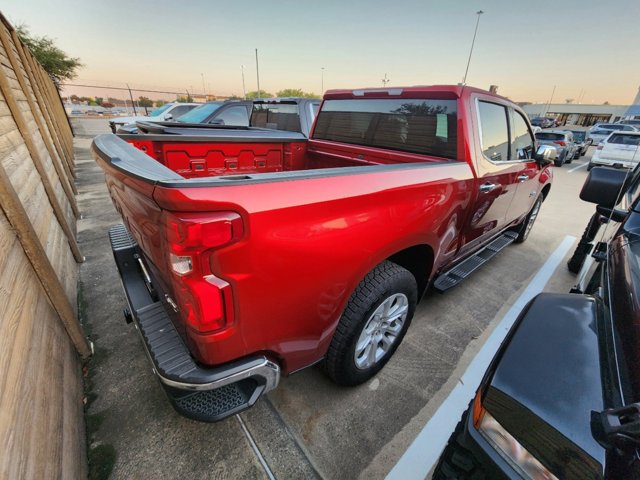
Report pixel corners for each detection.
[478,293,607,479]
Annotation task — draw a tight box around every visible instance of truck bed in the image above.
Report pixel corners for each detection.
[106,131,454,181]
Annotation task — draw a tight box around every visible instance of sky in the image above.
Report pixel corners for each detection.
[4,0,640,104]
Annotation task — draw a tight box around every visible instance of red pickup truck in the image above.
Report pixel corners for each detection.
[94,85,555,422]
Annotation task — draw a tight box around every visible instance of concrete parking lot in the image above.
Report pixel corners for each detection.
[74,118,596,479]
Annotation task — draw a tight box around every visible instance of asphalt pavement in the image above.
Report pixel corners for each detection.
[74,118,596,479]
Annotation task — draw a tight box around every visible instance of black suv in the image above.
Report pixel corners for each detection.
[434,164,640,479]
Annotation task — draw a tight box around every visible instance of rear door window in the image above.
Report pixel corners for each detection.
[169,105,194,119]
[312,98,458,159]
[608,134,640,145]
[478,101,509,162]
[251,103,301,132]
[212,105,249,126]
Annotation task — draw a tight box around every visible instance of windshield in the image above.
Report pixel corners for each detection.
[148,103,174,117]
[176,102,223,123]
[598,124,624,131]
[535,132,564,141]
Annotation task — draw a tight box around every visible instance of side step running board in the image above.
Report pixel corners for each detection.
[433,231,518,293]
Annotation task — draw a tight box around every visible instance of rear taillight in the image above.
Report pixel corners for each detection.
[162,211,243,334]
[553,140,566,147]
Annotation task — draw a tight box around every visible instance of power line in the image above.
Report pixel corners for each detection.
[62,83,190,96]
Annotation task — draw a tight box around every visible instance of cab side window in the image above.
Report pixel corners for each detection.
[478,101,509,162]
[510,110,534,160]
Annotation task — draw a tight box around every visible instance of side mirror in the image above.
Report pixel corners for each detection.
[534,145,557,166]
[164,114,173,120]
[580,166,629,208]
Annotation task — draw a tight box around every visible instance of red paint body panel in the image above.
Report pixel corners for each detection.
[96,85,553,375]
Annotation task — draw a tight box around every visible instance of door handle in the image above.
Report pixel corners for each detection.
[517,175,529,182]
[479,183,497,193]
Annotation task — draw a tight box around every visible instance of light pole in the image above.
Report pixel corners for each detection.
[382,73,389,87]
[201,73,206,96]
[321,67,325,94]
[241,65,247,99]
[255,49,261,97]
[462,10,484,85]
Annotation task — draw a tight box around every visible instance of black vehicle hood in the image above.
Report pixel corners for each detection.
[484,293,605,479]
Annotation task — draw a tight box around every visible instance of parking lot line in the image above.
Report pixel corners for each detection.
[568,162,589,173]
[385,235,576,480]
[236,414,276,480]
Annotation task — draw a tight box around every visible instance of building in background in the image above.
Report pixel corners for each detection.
[522,86,640,126]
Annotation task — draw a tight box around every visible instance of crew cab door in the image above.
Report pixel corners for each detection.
[460,98,525,252]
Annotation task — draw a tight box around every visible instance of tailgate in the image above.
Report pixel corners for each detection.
[91,134,182,276]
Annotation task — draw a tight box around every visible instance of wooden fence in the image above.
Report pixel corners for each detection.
[0,12,89,479]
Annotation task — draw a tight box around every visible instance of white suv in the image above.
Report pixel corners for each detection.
[587,123,637,145]
[589,131,640,170]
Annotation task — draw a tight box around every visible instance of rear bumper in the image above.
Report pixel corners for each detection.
[108,224,280,422]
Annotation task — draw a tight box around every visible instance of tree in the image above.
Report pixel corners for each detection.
[155,100,168,107]
[16,25,82,85]
[176,94,193,103]
[276,88,319,98]
[102,102,114,109]
[245,90,274,99]
[226,95,243,100]
[137,96,153,108]
[95,97,103,106]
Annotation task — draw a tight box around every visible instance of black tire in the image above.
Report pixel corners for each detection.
[587,162,594,171]
[554,152,565,167]
[580,147,586,157]
[433,411,487,480]
[567,212,602,274]
[323,261,417,386]
[513,196,543,243]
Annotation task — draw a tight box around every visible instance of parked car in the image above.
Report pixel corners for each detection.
[587,122,638,145]
[530,116,556,128]
[434,164,640,480]
[619,119,640,128]
[116,101,248,134]
[564,126,592,156]
[128,98,320,138]
[535,129,578,166]
[108,102,199,133]
[589,130,640,170]
[93,85,555,422]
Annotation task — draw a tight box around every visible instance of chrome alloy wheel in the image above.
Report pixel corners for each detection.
[354,293,409,370]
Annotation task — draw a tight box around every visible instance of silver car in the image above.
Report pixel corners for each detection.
[587,123,638,145]
[564,126,592,157]
[535,130,579,167]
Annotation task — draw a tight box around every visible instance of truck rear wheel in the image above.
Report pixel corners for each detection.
[323,261,417,386]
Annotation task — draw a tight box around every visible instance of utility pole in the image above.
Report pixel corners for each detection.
[542,85,556,117]
[462,10,484,85]
[201,73,206,96]
[241,65,247,99]
[255,48,261,98]
[126,83,137,115]
[321,67,325,94]
[382,73,389,87]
